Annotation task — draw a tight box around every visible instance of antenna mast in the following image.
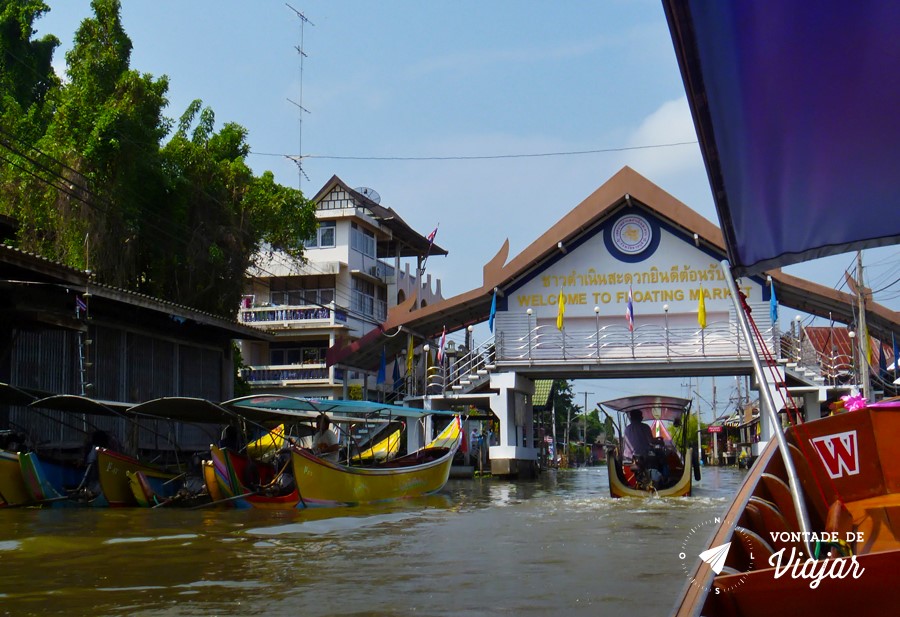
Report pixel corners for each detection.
[286,4,313,190]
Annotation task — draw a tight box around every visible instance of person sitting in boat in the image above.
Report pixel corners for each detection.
[311,413,340,461]
[623,410,664,484]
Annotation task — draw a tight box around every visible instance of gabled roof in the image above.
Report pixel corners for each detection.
[310,175,448,258]
[327,167,900,372]
[804,326,895,374]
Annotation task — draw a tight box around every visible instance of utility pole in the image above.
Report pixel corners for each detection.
[856,251,872,401]
[582,391,589,465]
[551,391,558,467]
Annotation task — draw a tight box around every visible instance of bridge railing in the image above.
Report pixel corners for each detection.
[496,319,770,363]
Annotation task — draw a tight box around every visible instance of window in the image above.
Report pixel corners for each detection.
[269,344,327,366]
[270,288,336,307]
[352,277,375,316]
[350,222,376,257]
[305,221,336,249]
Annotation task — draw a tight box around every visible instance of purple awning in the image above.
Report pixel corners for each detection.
[664,1,900,275]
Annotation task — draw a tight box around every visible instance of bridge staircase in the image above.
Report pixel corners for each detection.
[442,337,497,395]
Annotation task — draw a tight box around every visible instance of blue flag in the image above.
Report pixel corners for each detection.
[488,290,497,333]
[880,342,888,380]
[392,355,402,391]
[376,347,386,385]
[769,282,778,324]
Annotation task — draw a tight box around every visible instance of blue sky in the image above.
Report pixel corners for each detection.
[34,1,900,411]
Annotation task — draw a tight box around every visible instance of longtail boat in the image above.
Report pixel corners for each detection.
[96,448,182,507]
[0,449,32,506]
[289,416,461,507]
[207,443,299,509]
[354,427,402,464]
[663,2,900,613]
[19,451,106,507]
[600,396,697,498]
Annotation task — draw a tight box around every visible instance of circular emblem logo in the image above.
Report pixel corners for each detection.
[678,517,754,594]
[611,214,652,255]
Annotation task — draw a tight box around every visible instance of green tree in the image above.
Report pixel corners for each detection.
[671,409,704,452]
[550,380,581,443]
[0,1,61,235]
[0,0,316,316]
[158,101,315,314]
[0,1,59,112]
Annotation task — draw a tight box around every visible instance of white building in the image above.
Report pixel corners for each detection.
[237,175,445,399]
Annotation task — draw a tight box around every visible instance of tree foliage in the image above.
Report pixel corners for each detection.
[0,0,316,315]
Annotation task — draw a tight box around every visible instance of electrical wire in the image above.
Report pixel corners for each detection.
[250,140,700,162]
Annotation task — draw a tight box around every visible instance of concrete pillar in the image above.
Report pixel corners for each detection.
[752,366,784,457]
[487,372,538,477]
[803,390,822,421]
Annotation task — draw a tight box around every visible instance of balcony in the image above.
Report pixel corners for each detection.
[241,364,330,385]
[239,303,348,330]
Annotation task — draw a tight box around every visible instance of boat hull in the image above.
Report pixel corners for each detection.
[291,445,456,507]
[96,448,180,507]
[18,452,106,507]
[672,404,900,616]
[607,448,693,498]
[0,450,32,506]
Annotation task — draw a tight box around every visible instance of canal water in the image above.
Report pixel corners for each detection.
[0,466,747,616]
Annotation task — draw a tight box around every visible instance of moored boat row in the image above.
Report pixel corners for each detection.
[0,389,462,510]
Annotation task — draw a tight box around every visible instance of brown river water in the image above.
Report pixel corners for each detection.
[0,466,747,616]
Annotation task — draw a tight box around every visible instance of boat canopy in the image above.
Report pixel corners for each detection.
[19,393,426,426]
[599,395,692,421]
[664,1,900,275]
[222,394,457,420]
[30,394,134,416]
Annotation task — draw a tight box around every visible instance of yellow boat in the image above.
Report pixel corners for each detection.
[245,424,285,459]
[355,428,402,463]
[291,416,461,507]
[601,395,699,498]
[0,450,32,506]
[96,448,181,507]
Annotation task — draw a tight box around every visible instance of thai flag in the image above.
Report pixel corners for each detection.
[426,226,438,246]
[625,286,634,331]
[75,295,88,315]
[437,326,447,363]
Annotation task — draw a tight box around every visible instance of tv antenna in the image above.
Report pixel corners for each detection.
[286,4,313,190]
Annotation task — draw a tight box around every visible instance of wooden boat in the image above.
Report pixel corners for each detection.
[126,468,209,508]
[354,427,402,463]
[289,415,461,507]
[601,396,697,498]
[673,399,900,615]
[96,447,182,507]
[18,451,106,507]
[663,2,900,613]
[0,449,32,506]
[207,443,299,509]
[244,424,285,459]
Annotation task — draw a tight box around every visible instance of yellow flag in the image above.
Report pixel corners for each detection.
[864,324,873,365]
[697,287,707,329]
[556,288,566,330]
[406,334,414,374]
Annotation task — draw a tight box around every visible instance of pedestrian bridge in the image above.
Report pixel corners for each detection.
[328,168,893,476]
